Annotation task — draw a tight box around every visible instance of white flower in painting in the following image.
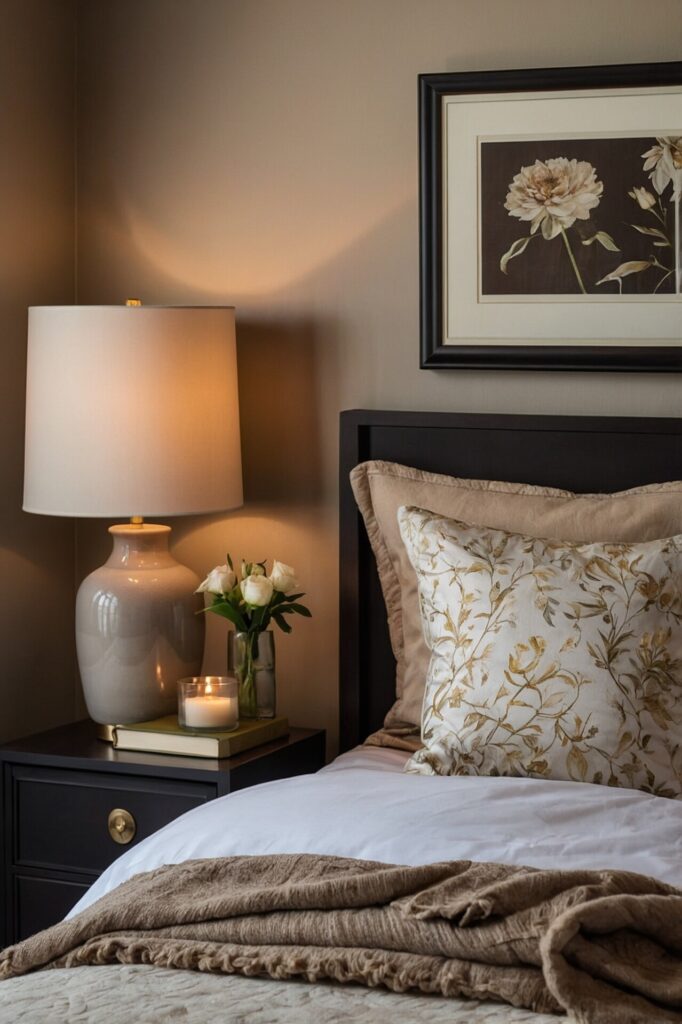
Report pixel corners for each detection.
[628,186,657,210]
[505,158,603,240]
[641,137,682,200]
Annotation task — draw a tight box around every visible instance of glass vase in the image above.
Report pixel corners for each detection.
[227,630,276,719]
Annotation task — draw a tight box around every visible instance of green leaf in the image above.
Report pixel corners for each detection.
[581,231,620,252]
[278,602,312,617]
[500,235,533,274]
[226,553,234,571]
[250,605,268,630]
[202,601,248,631]
[272,612,292,634]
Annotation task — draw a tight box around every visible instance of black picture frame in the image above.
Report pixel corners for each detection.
[419,62,682,371]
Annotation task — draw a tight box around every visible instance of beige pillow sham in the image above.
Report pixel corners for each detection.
[350,461,682,747]
[399,505,682,797]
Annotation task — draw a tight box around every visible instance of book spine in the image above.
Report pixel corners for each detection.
[112,721,289,757]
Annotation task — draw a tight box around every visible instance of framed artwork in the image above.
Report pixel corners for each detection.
[419,62,682,370]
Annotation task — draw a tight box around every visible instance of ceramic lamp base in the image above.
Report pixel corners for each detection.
[76,524,205,725]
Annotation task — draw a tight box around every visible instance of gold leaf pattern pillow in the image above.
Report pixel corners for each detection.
[398,505,682,798]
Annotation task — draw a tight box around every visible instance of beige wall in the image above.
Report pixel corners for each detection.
[0,1,77,742]
[76,0,682,753]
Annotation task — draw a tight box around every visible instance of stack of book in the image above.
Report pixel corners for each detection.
[112,715,289,758]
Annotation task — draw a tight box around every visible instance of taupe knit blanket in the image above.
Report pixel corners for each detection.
[1,855,681,1023]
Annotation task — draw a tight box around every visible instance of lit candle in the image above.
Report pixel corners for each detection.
[179,677,239,731]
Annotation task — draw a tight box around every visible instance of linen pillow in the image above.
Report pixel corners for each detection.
[350,461,682,748]
[398,505,682,797]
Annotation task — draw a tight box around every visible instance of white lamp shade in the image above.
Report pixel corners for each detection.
[23,305,243,517]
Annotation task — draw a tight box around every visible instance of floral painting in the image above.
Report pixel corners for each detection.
[479,135,681,298]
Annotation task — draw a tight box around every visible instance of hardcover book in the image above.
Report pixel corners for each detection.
[112,715,289,758]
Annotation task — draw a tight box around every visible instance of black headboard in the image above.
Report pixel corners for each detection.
[339,409,682,751]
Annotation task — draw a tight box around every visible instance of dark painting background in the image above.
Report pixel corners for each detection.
[480,136,675,296]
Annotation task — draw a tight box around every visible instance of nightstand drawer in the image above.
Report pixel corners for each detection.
[14,875,91,941]
[12,766,215,874]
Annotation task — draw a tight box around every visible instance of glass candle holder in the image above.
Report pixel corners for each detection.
[178,676,239,732]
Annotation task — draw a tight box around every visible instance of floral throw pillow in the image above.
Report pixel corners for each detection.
[398,506,682,798]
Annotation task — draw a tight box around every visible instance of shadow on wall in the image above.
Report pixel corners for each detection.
[0,541,77,742]
[80,311,336,575]
[237,319,324,506]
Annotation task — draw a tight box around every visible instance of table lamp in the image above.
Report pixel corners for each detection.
[23,304,242,734]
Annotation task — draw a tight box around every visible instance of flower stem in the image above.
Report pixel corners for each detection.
[236,632,259,717]
[560,227,587,294]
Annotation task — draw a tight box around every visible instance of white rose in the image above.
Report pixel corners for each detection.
[241,560,265,578]
[196,564,236,595]
[241,574,274,607]
[270,560,298,595]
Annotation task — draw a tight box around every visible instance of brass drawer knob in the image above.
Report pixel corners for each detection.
[108,808,136,845]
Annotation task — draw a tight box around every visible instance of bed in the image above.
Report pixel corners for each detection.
[2,409,682,1024]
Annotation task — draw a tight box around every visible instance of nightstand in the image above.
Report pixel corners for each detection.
[0,720,326,947]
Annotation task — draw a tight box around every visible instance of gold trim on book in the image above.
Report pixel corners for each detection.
[96,723,115,743]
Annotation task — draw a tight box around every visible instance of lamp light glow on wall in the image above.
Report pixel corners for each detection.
[23,304,242,730]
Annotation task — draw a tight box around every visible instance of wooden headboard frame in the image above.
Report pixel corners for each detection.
[339,409,682,751]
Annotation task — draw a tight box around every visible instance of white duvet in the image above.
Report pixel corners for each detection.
[70,745,682,917]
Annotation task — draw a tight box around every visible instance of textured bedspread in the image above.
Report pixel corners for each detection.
[2,854,682,1023]
[0,965,558,1024]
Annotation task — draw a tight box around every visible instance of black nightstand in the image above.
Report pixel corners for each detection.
[0,720,325,947]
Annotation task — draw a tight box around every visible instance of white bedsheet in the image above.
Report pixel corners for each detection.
[69,745,682,917]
